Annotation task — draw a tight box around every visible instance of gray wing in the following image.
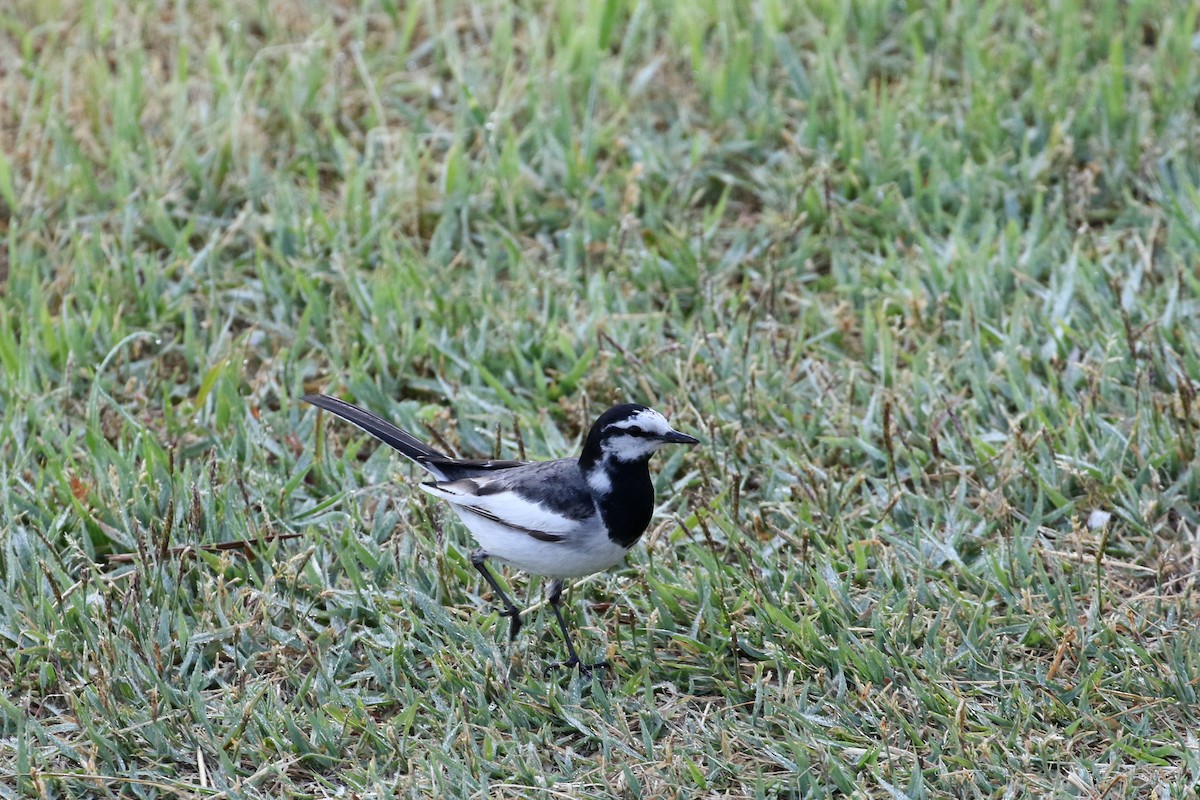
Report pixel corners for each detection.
[422,456,533,482]
[423,458,597,526]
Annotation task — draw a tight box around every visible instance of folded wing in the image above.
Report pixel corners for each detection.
[421,477,584,541]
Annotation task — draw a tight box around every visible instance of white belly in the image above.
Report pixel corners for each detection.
[450,508,631,578]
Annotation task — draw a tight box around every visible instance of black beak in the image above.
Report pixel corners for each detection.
[660,429,700,445]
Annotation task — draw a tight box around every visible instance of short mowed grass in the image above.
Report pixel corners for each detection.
[3,0,1200,797]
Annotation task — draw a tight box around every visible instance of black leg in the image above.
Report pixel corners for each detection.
[470,549,522,640]
[547,579,608,673]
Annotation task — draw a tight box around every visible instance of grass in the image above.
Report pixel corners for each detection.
[3,0,1200,796]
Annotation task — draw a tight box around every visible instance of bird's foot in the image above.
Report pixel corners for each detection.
[501,607,522,640]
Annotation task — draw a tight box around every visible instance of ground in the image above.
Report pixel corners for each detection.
[2,0,1200,797]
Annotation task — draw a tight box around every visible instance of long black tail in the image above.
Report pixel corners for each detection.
[302,394,448,476]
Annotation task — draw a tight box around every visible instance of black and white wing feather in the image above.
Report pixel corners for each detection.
[421,458,597,539]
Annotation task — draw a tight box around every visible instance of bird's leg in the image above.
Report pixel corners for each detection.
[547,579,608,673]
[470,549,522,640]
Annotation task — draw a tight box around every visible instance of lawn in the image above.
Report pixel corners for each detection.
[3,0,1200,797]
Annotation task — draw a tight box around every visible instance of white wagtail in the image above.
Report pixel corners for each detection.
[303,394,699,671]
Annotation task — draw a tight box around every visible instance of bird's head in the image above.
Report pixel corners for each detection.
[583,403,699,465]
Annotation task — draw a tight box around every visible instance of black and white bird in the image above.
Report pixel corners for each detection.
[302,394,698,671]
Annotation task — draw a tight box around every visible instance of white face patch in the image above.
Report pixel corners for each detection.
[600,409,674,463]
[601,434,662,462]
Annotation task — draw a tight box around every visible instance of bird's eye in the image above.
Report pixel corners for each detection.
[623,426,651,438]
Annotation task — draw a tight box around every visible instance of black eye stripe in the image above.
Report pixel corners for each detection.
[605,425,654,438]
